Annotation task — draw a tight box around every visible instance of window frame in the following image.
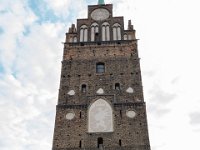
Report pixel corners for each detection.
[96,62,105,73]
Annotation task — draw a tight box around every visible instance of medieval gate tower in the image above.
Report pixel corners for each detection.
[52,1,151,150]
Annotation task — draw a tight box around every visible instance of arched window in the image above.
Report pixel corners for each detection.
[81,84,86,93]
[69,37,73,43]
[88,99,113,133]
[124,34,128,40]
[97,137,103,148]
[69,36,77,43]
[80,25,88,42]
[115,83,120,90]
[113,23,121,40]
[96,62,105,73]
[91,23,99,41]
[73,36,77,42]
[102,22,110,41]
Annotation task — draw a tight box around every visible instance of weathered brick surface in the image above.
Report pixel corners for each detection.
[52,3,150,150]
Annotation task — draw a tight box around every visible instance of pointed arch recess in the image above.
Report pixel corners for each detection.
[91,22,99,41]
[88,99,113,133]
[102,22,110,41]
[80,25,88,42]
[113,23,121,40]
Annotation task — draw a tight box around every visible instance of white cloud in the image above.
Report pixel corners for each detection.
[42,0,87,22]
[14,22,64,91]
[0,0,37,73]
[105,0,200,150]
[0,0,64,149]
[1,0,200,150]
[0,73,56,150]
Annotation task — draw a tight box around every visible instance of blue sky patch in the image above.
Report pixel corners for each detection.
[0,64,4,74]
[0,27,4,34]
[0,10,8,14]
[28,0,60,23]
[23,26,30,36]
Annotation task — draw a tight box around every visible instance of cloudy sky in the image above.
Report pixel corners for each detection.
[0,0,200,150]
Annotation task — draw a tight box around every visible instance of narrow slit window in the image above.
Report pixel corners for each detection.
[120,110,122,118]
[119,139,122,146]
[79,140,82,148]
[96,62,105,73]
[80,112,82,118]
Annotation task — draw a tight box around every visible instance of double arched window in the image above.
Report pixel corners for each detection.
[113,23,121,40]
[102,22,110,41]
[91,23,99,42]
[80,25,88,42]
[69,36,77,43]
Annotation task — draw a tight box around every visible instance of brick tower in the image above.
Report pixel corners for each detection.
[52,1,151,150]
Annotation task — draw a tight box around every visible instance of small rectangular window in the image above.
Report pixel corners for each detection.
[96,62,105,73]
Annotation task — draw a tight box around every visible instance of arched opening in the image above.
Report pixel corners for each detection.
[80,25,88,42]
[102,22,110,41]
[115,83,120,90]
[95,33,99,41]
[97,137,103,148]
[124,34,128,40]
[69,37,73,42]
[96,62,105,73]
[81,84,87,93]
[73,36,77,42]
[113,23,121,40]
[91,23,99,41]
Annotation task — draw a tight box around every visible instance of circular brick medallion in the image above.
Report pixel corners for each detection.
[126,110,136,118]
[66,112,75,120]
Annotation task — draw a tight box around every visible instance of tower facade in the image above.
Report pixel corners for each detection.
[52,2,150,150]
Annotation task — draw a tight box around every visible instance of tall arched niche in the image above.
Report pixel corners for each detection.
[88,98,113,133]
